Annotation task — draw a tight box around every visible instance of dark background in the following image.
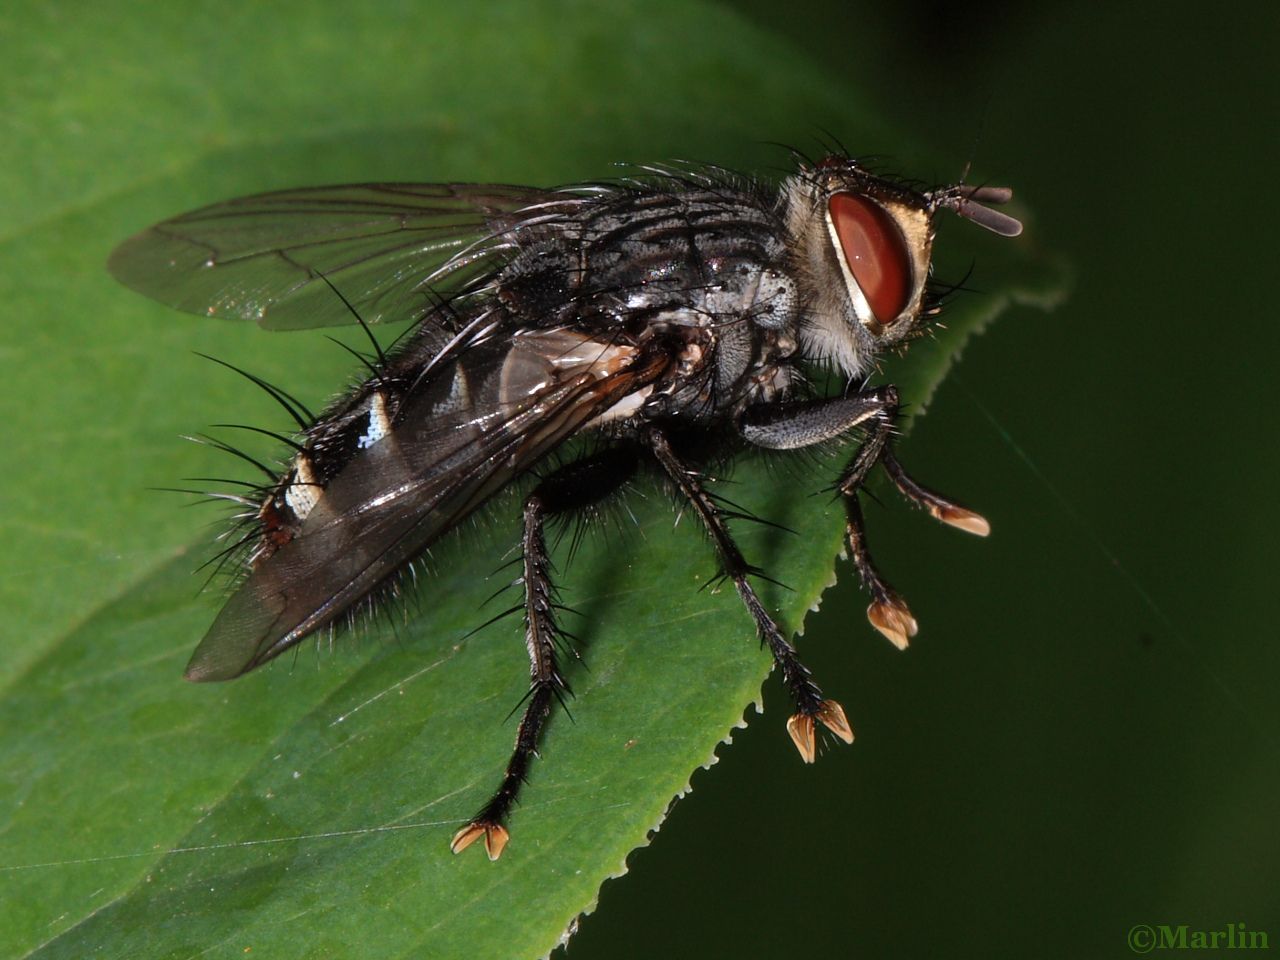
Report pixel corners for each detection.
[568,2,1280,957]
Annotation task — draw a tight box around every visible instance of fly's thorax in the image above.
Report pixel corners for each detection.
[565,189,790,324]
[623,303,798,426]
[783,160,939,378]
[496,243,582,328]
[508,191,804,424]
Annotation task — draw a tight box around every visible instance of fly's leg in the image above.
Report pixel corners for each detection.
[833,393,920,650]
[738,385,988,650]
[880,447,990,537]
[451,448,638,861]
[738,387,914,646]
[646,427,852,763]
[833,387,991,647]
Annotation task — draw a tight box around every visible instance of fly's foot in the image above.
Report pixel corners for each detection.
[881,448,991,537]
[868,594,918,650]
[787,712,816,762]
[787,699,855,763]
[450,819,510,861]
[816,699,854,744]
[929,503,991,537]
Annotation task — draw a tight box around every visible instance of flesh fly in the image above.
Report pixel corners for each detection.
[109,154,1022,860]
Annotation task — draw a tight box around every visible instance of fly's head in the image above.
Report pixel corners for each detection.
[784,155,1022,377]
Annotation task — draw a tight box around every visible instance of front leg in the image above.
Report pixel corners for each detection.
[738,385,989,648]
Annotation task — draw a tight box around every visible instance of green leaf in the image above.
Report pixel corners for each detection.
[0,2,1064,957]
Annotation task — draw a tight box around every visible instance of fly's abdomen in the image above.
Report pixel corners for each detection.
[186,323,649,682]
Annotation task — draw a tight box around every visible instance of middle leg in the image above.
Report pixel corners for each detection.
[646,426,853,763]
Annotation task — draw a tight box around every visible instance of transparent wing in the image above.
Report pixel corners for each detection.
[108,183,568,330]
[184,329,654,681]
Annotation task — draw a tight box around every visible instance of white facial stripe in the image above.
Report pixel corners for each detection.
[284,455,320,521]
[824,206,876,329]
[357,391,391,450]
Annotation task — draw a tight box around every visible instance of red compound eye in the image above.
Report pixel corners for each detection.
[828,192,912,325]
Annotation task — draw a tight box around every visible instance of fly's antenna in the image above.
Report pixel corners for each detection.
[928,183,1023,237]
[928,98,1022,236]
